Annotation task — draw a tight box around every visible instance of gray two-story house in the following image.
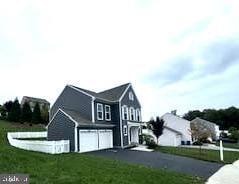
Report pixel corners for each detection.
[47,83,142,152]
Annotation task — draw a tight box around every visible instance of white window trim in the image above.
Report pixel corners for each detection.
[129,107,135,121]
[123,125,128,136]
[105,105,111,121]
[97,103,103,120]
[122,105,128,120]
[136,109,141,122]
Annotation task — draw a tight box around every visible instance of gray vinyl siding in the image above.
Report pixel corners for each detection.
[121,86,141,109]
[112,104,121,147]
[93,100,114,123]
[93,101,121,147]
[121,86,141,147]
[47,111,75,151]
[50,86,92,121]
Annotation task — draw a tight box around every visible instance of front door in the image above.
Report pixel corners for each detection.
[129,127,139,144]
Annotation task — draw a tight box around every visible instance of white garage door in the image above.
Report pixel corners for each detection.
[99,130,113,150]
[79,129,113,153]
[79,130,98,153]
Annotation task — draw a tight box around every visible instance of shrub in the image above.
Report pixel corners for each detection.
[193,141,203,146]
[141,134,157,149]
[142,134,154,144]
[147,139,157,149]
[202,139,212,144]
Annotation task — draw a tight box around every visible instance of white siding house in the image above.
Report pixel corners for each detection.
[142,113,192,147]
[161,113,192,145]
[143,126,182,146]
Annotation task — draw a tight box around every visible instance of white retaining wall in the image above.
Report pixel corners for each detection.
[7,132,69,154]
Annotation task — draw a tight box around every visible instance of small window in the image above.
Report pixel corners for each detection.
[123,125,128,136]
[129,91,134,101]
[122,105,128,120]
[97,103,103,120]
[105,105,111,121]
[129,107,135,121]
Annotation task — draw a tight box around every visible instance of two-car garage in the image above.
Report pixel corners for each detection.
[79,129,113,153]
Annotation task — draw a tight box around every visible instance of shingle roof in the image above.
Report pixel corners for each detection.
[22,96,50,104]
[69,83,130,102]
[62,108,115,128]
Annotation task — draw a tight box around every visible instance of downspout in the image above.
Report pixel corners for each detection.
[91,97,95,123]
[74,125,78,152]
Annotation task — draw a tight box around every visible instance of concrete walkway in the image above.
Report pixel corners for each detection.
[181,144,239,152]
[130,145,153,152]
[207,160,239,184]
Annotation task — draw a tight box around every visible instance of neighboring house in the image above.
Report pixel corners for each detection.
[47,83,142,152]
[160,113,191,146]
[142,126,183,146]
[142,112,192,146]
[21,96,50,111]
[191,117,220,141]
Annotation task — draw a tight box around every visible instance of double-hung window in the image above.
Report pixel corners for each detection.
[136,109,141,122]
[122,105,128,120]
[97,103,103,120]
[129,107,135,121]
[105,105,111,121]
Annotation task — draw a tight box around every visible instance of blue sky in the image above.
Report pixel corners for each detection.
[0,0,239,120]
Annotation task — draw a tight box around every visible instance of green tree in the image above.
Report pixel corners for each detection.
[183,110,204,121]
[3,101,13,113]
[228,127,239,141]
[32,102,42,124]
[41,105,49,124]
[21,102,32,123]
[8,99,21,122]
[0,105,7,119]
[183,106,239,130]
[148,116,165,144]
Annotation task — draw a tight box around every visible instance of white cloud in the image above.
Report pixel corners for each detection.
[0,0,239,120]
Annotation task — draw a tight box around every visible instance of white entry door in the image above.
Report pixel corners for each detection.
[79,129,113,153]
[79,130,98,153]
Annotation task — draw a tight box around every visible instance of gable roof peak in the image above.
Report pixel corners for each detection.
[68,82,132,102]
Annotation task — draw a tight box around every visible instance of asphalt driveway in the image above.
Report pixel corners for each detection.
[87,149,223,178]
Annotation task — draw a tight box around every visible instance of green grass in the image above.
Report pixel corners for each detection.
[216,142,239,149]
[0,120,204,184]
[156,146,239,164]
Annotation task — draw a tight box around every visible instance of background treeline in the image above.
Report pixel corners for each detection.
[0,98,49,124]
[183,106,239,130]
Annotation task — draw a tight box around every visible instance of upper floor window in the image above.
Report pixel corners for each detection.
[105,105,111,121]
[129,107,135,121]
[136,109,141,122]
[122,105,128,120]
[97,103,103,120]
[129,92,134,101]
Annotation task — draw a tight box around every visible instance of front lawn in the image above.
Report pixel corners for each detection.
[156,146,239,164]
[216,142,239,149]
[0,120,204,184]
